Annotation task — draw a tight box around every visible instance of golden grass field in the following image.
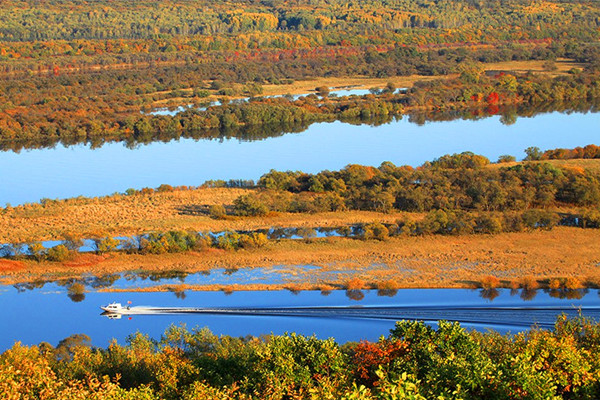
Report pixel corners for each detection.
[1,227,599,291]
[1,146,598,290]
[0,189,417,243]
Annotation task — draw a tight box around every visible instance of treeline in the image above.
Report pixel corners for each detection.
[1,0,598,43]
[1,230,270,262]
[2,69,600,151]
[231,153,600,215]
[3,316,600,399]
[536,144,600,161]
[0,0,599,151]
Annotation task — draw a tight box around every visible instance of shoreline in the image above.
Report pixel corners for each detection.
[3,227,600,290]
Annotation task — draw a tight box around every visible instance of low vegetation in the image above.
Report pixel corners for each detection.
[3,316,600,399]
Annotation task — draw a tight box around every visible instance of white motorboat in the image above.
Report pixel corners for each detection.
[100,302,132,313]
[100,302,209,315]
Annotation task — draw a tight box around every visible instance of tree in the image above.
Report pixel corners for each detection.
[315,86,330,97]
[497,155,516,163]
[95,237,121,254]
[524,146,542,161]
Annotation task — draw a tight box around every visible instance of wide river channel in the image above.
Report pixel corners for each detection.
[1,110,599,206]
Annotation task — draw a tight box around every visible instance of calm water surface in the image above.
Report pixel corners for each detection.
[1,282,598,351]
[1,111,599,206]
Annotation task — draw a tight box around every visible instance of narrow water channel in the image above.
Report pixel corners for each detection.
[1,284,598,351]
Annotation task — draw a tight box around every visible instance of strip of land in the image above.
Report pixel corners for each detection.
[0,158,594,243]
[2,158,599,290]
[2,227,600,291]
[152,59,583,108]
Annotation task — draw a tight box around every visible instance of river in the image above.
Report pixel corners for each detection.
[1,110,599,206]
[1,282,598,351]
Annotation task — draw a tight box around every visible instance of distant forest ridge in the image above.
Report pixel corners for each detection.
[1,0,599,43]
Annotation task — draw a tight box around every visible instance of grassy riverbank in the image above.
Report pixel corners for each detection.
[1,158,597,243]
[2,227,600,291]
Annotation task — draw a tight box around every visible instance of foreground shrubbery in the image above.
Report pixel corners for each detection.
[2,316,600,399]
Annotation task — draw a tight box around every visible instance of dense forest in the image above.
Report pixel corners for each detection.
[1,0,600,148]
[1,0,599,50]
[3,316,600,399]
[231,151,600,214]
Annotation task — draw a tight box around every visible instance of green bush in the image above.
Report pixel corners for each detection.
[208,204,227,219]
[46,244,71,262]
[233,194,269,216]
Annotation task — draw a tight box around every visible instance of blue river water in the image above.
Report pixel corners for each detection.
[1,110,599,206]
[1,281,598,351]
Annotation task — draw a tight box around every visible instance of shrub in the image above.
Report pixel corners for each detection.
[519,275,539,290]
[480,275,501,289]
[549,278,562,290]
[140,231,199,254]
[497,154,516,163]
[156,184,174,192]
[208,204,227,219]
[28,242,46,261]
[233,194,269,216]
[46,244,71,262]
[581,209,600,228]
[238,233,268,249]
[361,222,389,241]
[216,231,242,250]
[564,277,583,290]
[95,237,121,254]
[346,277,366,290]
[475,215,504,234]
[521,210,559,230]
[253,333,347,396]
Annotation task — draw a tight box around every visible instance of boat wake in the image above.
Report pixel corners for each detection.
[101,305,600,329]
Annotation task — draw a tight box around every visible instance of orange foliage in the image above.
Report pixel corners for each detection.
[352,339,409,384]
[0,259,25,272]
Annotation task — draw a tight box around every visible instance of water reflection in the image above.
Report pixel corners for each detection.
[346,289,365,301]
[7,268,600,306]
[481,287,593,302]
[546,288,588,300]
[480,288,501,301]
[223,268,239,276]
[520,288,538,301]
[3,99,597,154]
[377,289,399,297]
[4,105,600,207]
[2,285,600,350]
